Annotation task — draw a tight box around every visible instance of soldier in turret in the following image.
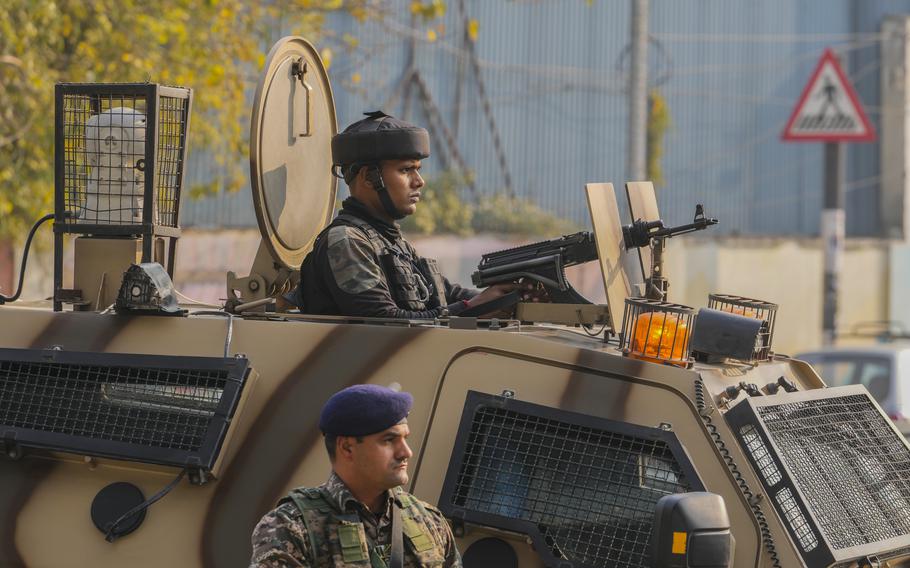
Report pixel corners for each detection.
[291,111,517,318]
[249,384,462,567]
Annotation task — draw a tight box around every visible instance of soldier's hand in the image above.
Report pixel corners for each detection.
[519,279,549,303]
[464,283,520,318]
[468,283,519,307]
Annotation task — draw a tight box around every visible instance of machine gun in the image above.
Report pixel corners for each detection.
[471,231,599,304]
[469,204,717,315]
[623,204,718,300]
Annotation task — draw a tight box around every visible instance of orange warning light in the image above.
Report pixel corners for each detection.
[629,311,690,367]
[730,306,758,318]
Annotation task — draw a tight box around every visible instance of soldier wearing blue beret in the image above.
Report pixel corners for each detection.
[250,384,463,567]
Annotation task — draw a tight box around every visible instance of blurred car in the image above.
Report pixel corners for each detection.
[797,344,910,436]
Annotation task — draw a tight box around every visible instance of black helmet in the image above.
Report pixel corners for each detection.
[331,110,430,167]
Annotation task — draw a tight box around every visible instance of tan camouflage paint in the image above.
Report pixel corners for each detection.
[0,305,876,567]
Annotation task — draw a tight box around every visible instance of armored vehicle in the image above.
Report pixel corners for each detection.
[2,36,910,568]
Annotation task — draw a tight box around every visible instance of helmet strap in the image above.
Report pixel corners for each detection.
[365,164,405,220]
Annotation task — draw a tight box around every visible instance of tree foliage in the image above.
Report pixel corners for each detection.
[0,0,366,238]
[0,1,586,241]
[472,193,579,236]
[400,170,474,236]
[646,88,671,187]
[401,170,579,237]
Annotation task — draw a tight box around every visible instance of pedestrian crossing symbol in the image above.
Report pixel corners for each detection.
[782,48,875,142]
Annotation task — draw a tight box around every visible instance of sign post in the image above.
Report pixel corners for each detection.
[782,48,875,346]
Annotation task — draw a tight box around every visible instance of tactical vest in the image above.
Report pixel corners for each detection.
[281,487,448,568]
[302,212,447,313]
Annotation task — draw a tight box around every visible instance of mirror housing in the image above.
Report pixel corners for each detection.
[651,492,734,568]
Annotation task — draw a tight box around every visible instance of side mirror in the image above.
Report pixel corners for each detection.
[651,492,734,568]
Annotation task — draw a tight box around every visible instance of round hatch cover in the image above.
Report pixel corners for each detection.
[91,482,147,538]
[250,36,338,269]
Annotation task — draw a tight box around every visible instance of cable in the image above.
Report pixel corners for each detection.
[0,213,55,304]
[694,378,781,568]
[189,310,235,358]
[173,289,221,308]
[105,468,186,543]
[580,322,609,337]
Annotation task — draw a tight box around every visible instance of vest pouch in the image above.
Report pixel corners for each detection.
[337,520,371,565]
[397,500,446,567]
[402,517,434,552]
[380,253,429,310]
[401,518,445,567]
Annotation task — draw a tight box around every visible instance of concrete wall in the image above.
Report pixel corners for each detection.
[10,230,893,355]
[664,237,890,354]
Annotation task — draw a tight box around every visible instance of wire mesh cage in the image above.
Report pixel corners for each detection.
[0,348,250,471]
[708,294,777,360]
[619,298,695,368]
[440,392,703,568]
[727,386,910,566]
[55,83,192,233]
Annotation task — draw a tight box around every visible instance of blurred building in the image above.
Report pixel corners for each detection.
[165,0,910,352]
[182,0,910,238]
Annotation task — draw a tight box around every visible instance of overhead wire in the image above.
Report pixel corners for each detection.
[651,31,887,43]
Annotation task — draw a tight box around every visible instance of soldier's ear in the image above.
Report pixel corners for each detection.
[338,436,355,459]
[357,166,370,188]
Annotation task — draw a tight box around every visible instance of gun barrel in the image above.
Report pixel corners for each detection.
[652,217,718,239]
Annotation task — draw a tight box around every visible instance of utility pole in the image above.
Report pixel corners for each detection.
[781,49,875,347]
[822,143,844,346]
[627,0,649,182]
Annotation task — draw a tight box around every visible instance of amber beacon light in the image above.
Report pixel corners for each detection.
[620,298,695,368]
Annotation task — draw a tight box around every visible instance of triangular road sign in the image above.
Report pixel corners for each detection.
[782,48,876,142]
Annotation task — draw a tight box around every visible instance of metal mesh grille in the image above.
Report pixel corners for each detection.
[832,544,910,568]
[0,359,227,452]
[155,95,189,227]
[62,94,149,226]
[775,487,819,552]
[707,294,777,360]
[739,424,782,486]
[757,394,910,550]
[451,405,691,568]
[619,298,695,368]
[58,86,189,230]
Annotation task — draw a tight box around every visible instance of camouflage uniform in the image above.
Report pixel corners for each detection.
[296,197,477,318]
[250,472,462,567]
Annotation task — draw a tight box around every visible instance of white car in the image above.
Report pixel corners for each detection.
[797,344,910,436]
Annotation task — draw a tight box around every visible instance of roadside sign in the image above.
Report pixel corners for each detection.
[782,48,876,142]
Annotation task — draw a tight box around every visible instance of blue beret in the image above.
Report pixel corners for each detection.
[319,385,414,437]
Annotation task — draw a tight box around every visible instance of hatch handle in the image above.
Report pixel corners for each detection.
[291,57,312,138]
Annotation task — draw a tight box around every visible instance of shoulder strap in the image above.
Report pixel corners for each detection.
[283,488,383,566]
[336,213,389,257]
[390,502,404,568]
[281,488,331,565]
[280,487,331,512]
[337,212,419,261]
